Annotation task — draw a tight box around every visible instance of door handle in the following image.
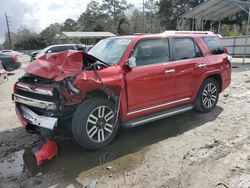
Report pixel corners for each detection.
[198,63,207,68]
[164,69,176,74]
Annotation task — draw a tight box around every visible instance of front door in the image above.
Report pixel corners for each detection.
[125,38,176,112]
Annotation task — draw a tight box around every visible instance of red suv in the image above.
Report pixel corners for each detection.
[13,31,231,150]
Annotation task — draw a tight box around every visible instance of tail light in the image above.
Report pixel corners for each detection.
[227,55,233,63]
[12,55,17,62]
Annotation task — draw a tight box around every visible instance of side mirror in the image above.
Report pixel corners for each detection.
[47,50,52,53]
[127,57,136,69]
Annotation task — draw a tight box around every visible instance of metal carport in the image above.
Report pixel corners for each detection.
[179,0,250,63]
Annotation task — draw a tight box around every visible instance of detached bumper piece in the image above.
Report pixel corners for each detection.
[18,104,58,130]
[34,140,58,166]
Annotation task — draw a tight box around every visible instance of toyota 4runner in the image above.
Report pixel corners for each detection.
[13,31,231,150]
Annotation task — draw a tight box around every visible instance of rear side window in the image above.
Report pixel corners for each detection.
[173,38,202,60]
[58,46,75,51]
[202,37,224,55]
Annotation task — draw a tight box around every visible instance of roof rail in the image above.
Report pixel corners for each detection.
[163,30,214,35]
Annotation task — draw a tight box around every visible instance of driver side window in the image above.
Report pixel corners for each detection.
[131,38,170,67]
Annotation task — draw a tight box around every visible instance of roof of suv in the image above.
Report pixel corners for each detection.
[113,31,219,40]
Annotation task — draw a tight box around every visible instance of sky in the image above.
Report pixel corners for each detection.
[0,0,141,44]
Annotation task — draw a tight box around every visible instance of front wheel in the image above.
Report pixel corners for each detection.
[72,97,119,150]
[194,78,219,113]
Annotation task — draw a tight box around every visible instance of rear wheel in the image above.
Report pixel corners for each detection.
[72,97,119,150]
[194,78,219,113]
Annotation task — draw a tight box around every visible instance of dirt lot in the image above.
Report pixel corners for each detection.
[0,56,250,188]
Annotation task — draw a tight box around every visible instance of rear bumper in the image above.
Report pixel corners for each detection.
[16,104,58,130]
[221,63,232,92]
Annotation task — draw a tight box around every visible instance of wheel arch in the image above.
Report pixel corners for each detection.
[86,90,110,99]
[85,89,126,122]
[192,72,222,101]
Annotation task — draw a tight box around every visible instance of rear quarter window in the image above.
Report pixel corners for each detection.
[173,38,202,60]
[202,37,224,55]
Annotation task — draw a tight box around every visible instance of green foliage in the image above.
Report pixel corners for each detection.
[221,24,243,37]
[157,0,199,30]
[0,43,3,50]
[101,0,132,22]
[61,18,78,31]
[117,17,132,35]
[39,23,62,46]
[77,1,115,32]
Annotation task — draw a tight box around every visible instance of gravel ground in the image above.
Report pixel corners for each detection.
[0,56,250,188]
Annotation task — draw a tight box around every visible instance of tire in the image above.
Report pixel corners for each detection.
[194,78,219,113]
[72,97,119,150]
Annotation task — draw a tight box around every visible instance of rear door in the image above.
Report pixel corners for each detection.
[125,38,176,112]
[172,37,208,99]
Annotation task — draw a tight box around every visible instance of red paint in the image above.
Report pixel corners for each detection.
[12,55,18,62]
[34,140,58,166]
[25,50,83,81]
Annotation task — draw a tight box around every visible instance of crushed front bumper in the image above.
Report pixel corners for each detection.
[16,104,58,130]
[13,94,57,110]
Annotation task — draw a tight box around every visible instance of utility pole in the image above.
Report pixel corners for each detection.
[143,0,145,33]
[5,12,12,49]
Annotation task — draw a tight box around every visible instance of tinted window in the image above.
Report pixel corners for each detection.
[47,46,75,53]
[202,37,224,54]
[173,38,201,60]
[58,46,75,51]
[132,38,170,66]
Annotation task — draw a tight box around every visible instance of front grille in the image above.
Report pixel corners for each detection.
[16,89,56,102]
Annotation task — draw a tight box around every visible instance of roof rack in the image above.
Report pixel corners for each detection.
[133,33,149,35]
[163,30,214,35]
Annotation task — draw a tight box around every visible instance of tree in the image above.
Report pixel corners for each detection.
[144,0,161,33]
[131,9,144,33]
[77,0,115,32]
[157,0,203,30]
[117,17,132,35]
[101,0,132,22]
[39,23,61,46]
[61,18,77,31]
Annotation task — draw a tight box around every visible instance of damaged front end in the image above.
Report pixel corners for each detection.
[12,51,114,133]
[13,49,124,138]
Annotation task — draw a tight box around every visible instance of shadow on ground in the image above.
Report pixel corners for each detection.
[3,106,223,187]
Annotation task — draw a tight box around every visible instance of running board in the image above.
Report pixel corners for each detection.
[123,104,193,128]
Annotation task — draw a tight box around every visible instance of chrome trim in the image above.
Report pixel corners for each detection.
[13,94,57,110]
[198,63,207,68]
[131,106,193,126]
[127,97,191,115]
[19,105,57,130]
[17,83,53,96]
[164,69,176,74]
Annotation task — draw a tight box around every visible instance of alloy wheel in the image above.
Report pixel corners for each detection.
[202,83,217,108]
[86,106,115,143]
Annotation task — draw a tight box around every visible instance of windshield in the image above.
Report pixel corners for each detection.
[88,38,132,65]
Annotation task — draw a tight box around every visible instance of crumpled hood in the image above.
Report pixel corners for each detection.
[25,50,84,81]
